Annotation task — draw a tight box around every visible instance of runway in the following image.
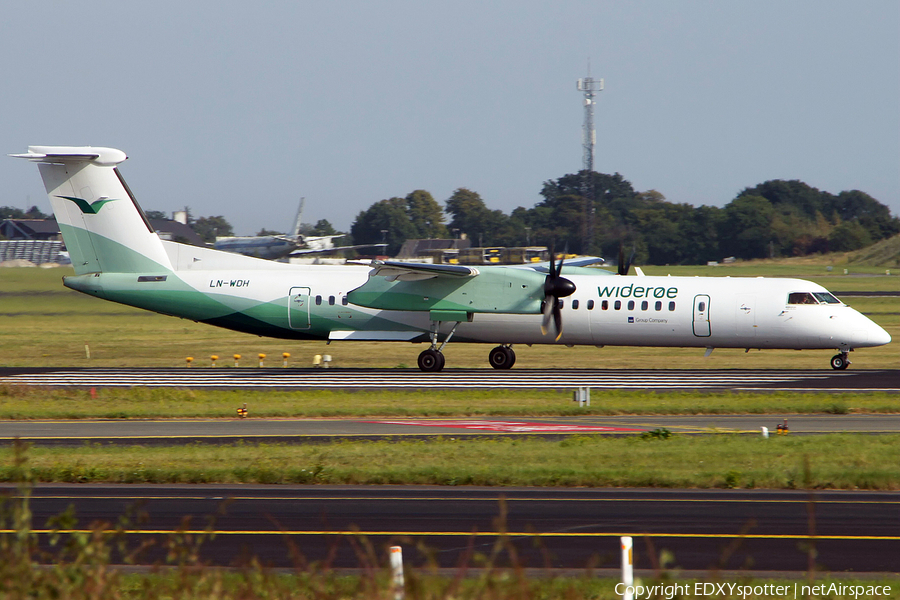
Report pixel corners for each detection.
[1,367,898,392]
[1,414,899,446]
[2,484,897,572]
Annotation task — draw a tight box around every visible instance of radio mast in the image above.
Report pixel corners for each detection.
[577,66,603,251]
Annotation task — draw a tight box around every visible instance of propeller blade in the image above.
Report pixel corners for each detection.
[553,300,563,341]
[541,298,554,335]
[541,241,576,338]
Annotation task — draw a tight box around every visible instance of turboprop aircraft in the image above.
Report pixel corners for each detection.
[12,146,891,371]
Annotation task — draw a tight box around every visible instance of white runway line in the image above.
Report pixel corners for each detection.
[0,369,854,390]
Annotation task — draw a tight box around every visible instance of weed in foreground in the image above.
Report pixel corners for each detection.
[1,442,898,599]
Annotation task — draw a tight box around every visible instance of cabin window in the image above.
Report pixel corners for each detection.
[614,300,621,310]
[315,295,322,305]
[813,292,841,304]
[655,301,662,311]
[668,301,675,311]
[587,300,595,310]
[627,300,635,311]
[601,300,608,310]
[328,296,335,306]
[641,301,648,311]
[572,299,579,309]
[342,296,349,306]
[788,292,818,305]
[698,301,706,312]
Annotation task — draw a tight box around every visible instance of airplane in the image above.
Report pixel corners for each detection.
[12,146,891,372]
[213,197,385,259]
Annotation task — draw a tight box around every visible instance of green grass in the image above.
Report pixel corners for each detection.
[0,267,897,370]
[3,434,900,489]
[0,386,898,420]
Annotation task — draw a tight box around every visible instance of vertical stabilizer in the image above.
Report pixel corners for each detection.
[12,146,172,275]
[291,197,305,239]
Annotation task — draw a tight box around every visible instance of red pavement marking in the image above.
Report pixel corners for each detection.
[365,420,645,433]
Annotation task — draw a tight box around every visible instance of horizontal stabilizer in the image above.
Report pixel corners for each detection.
[10,146,127,166]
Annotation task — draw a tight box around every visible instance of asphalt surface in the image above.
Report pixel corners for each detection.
[1,414,899,446]
[1,367,899,391]
[2,484,897,572]
[1,366,897,574]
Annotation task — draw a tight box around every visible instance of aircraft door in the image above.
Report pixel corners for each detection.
[692,294,711,337]
[288,287,311,329]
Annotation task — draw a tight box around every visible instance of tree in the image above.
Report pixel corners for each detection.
[719,195,775,259]
[0,206,27,219]
[24,205,49,219]
[828,221,873,252]
[445,188,509,245]
[144,210,168,221]
[192,215,234,243]
[311,219,338,236]
[739,180,831,220]
[833,190,900,241]
[405,190,447,239]
[350,197,417,255]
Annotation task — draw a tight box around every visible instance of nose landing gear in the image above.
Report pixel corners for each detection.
[830,352,850,370]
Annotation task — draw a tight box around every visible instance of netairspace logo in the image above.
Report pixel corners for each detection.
[615,582,893,599]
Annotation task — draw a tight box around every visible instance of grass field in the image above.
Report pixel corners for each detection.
[3,433,899,488]
[1,386,898,419]
[0,266,897,370]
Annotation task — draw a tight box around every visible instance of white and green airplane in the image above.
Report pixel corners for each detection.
[12,146,891,371]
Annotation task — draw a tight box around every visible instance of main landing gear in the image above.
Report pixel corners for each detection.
[416,319,518,372]
[416,319,461,373]
[830,352,851,370]
[488,345,516,370]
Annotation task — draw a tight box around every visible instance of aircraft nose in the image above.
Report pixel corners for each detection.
[869,322,892,347]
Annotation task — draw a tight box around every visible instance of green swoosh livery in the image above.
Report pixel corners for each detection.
[57,195,118,214]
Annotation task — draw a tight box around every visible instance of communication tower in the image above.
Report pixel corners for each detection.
[577,74,603,173]
[577,70,603,251]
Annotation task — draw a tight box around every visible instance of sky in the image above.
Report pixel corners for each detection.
[1,1,897,235]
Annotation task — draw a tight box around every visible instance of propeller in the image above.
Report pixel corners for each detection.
[617,243,636,276]
[541,246,576,341]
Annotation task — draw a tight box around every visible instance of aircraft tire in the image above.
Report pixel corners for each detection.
[418,349,445,372]
[489,346,516,370]
[830,353,850,370]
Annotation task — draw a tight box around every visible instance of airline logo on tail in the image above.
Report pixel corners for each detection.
[57,195,118,214]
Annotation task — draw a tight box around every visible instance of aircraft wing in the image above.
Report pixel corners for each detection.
[288,243,386,256]
[517,256,606,270]
[370,261,479,281]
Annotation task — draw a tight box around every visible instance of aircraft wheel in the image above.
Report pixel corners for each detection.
[830,353,850,370]
[418,349,445,372]
[489,346,516,370]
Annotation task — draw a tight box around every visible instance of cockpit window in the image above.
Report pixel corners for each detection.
[813,292,841,304]
[788,292,818,305]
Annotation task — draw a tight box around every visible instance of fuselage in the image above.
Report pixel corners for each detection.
[63,258,891,352]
